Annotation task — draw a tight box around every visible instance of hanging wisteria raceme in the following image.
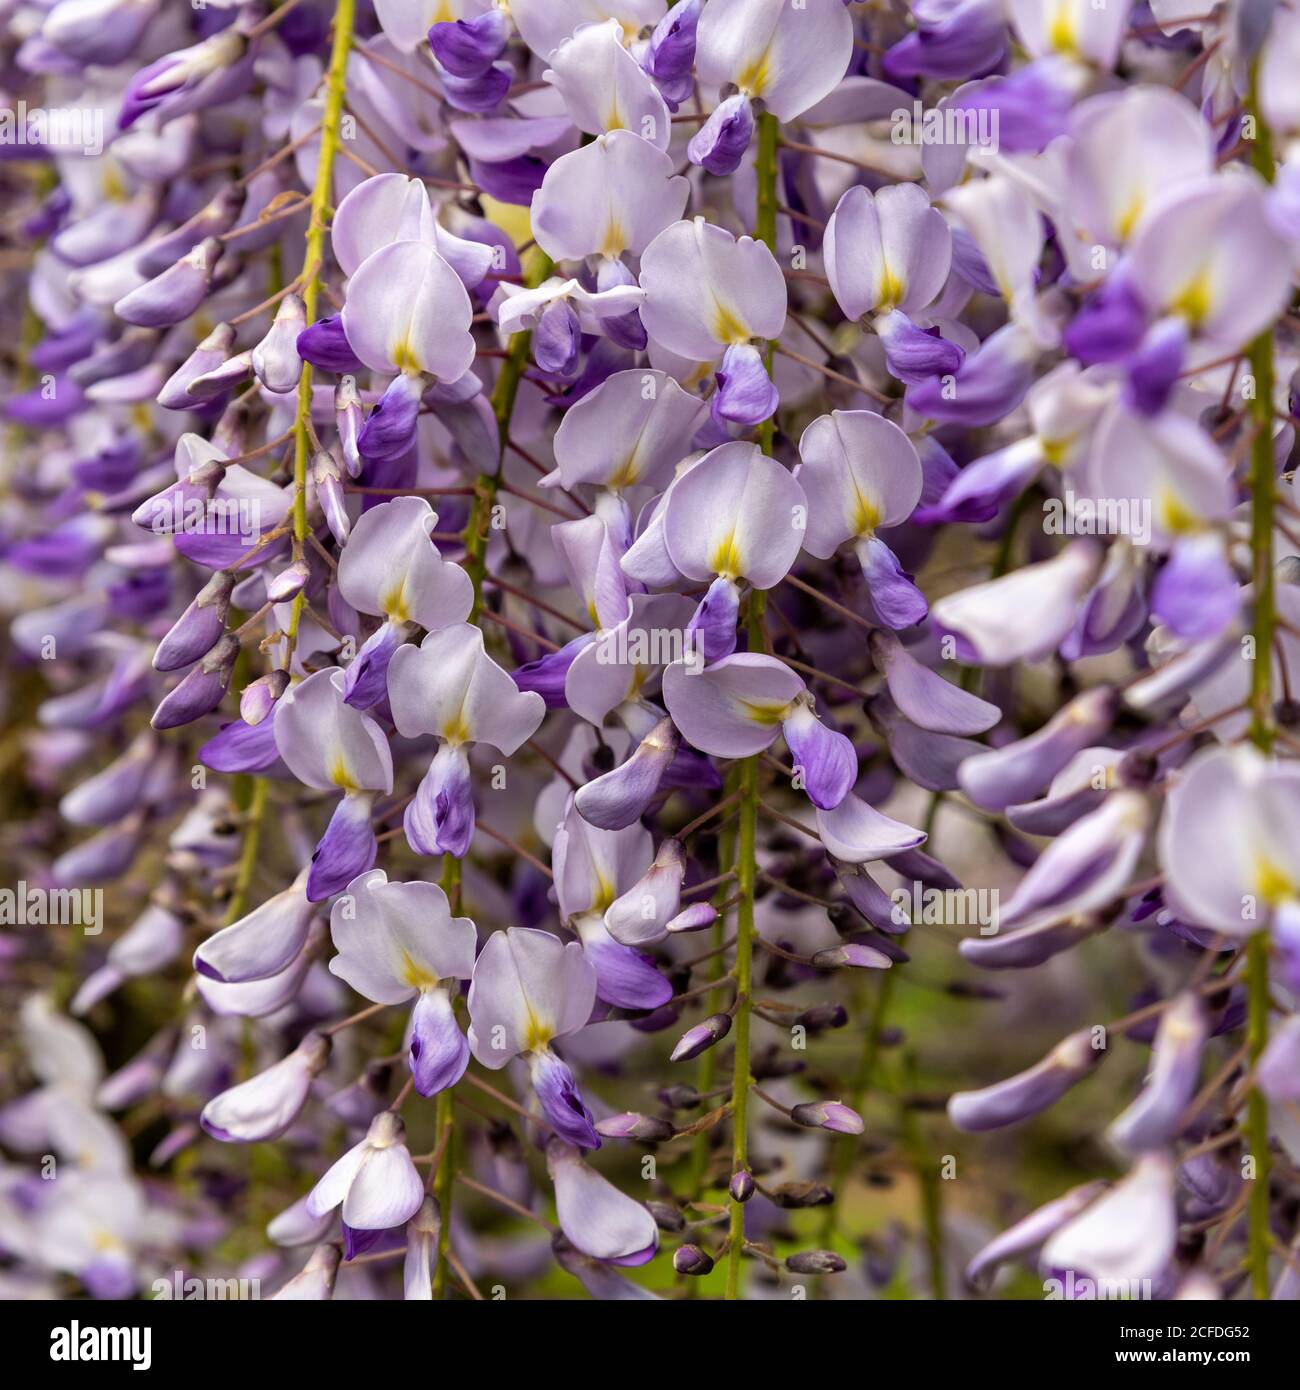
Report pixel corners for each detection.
[3,0,1300,1309]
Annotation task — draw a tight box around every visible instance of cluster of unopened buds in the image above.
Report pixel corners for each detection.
[3,0,1300,1307]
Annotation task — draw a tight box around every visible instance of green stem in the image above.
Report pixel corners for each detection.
[224,776,268,925]
[723,106,781,1303]
[1244,57,1276,1302]
[1245,315,1275,1300]
[687,765,741,1201]
[288,0,356,644]
[431,840,464,1296]
[431,1087,456,1300]
[724,671,760,1301]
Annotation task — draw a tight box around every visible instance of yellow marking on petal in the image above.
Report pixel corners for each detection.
[1170,270,1213,329]
[592,869,617,913]
[712,300,750,346]
[877,266,905,313]
[441,712,471,745]
[711,529,743,578]
[1048,2,1078,54]
[851,490,882,537]
[1040,435,1071,468]
[328,755,358,792]
[1156,487,1201,536]
[92,1230,126,1253]
[738,698,791,726]
[737,47,772,98]
[379,580,410,622]
[102,164,128,202]
[600,217,628,257]
[391,336,421,375]
[1254,855,1297,908]
[523,1004,552,1052]
[608,456,640,489]
[400,949,439,991]
[1115,193,1144,243]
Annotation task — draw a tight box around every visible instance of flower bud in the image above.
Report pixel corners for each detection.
[948,1029,1105,1133]
[119,26,249,130]
[252,292,306,394]
[241,668,289,725]
[158,322,237,409]
[768,1181,833,1209]
[796,1004,848,1031]
[335,376,363,478]
[688,92,754,175]
[657,1085,700,1110]
[958,688,1118,811]
[577,719,680,832]
[811,942,893,970]
[187,349,254,400]
[604,835,685,946]
[646,1201,686,1233]
[151,633,239,729]
[595,1112,675,1142]
[791,1100,865,1135]
[729,1169,755,1203]
[669,1012,732,1062]
[312,449,350,545]
[200,1031,330,1143]
[266,558,310,603]
[1107,993,1207,1155]
[666,902,717,934]
[59,730,155,827]
[153,570,233,672]
[673,1244,715,1276]
[116,236,221,329]
[785,1250,847,1275]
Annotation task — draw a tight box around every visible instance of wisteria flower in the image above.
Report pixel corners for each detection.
[328,870,477,1096]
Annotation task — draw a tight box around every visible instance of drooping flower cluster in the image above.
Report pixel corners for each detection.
[2,0,1300,1307]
